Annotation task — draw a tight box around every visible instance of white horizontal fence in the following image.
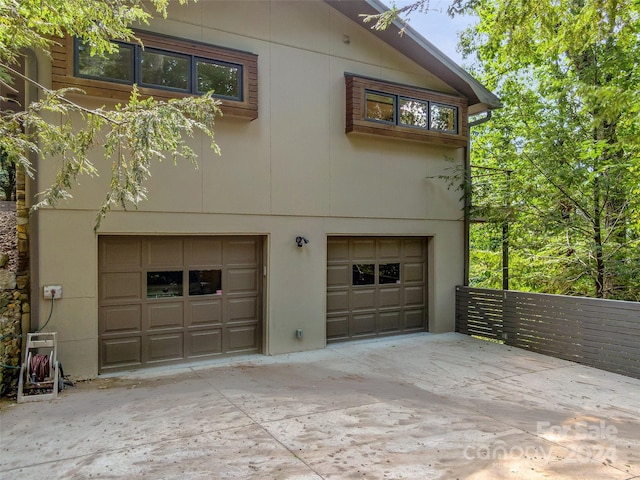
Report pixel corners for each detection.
[456,286,640,379]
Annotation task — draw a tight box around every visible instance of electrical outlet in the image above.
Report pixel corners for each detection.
[43,285,63,299]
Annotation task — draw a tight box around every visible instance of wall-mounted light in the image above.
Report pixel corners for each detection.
[295,236,309,247]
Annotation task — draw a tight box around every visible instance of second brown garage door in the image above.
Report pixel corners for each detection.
[98,236,263,373]
[327,237,427,342]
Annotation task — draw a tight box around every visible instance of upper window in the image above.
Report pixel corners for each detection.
[399,98,428,129]
[76,41,135,84]
[196,60,241,98]
[365,90,458,134]
[366,92,395,123]
[345,74,468,147]
[54,31,258,120]
[74,39,243,101]
[430,103,457,132]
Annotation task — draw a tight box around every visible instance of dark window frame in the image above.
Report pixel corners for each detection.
[365,89,458,135]
[195,57,243,100]
[74,40,136,85]
[74,38,244,101]
[429,102,458,134]
[398,96,429,130]
[364,90,396,125]
[138,46,192,94]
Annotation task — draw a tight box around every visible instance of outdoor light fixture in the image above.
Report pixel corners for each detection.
[295,236,309,247]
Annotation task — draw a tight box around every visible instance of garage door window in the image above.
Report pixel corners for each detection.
[189,269,222,296]
[379,263,400,284]
[147,271,183,298]
[353,264,375,285]
[353,263,401,286]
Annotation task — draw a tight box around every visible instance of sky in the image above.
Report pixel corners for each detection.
[391,0,477,66]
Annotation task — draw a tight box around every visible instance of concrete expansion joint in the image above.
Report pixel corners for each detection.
[189,366,325,477]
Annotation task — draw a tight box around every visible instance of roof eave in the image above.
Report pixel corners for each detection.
[324,0,501,112]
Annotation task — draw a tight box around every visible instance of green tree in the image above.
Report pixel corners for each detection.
[370,0,640,299]
[0,0,222,228]
[462,0,640,299]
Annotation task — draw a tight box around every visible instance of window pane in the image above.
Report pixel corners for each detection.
[189,269,222,296]
[399,99,428,128]
[353,264,375,285]
[365,92,395,123]
[140,49,189,90]
[197,60,241,99]
[147,271,183,298]
[430,104,457,132]
[379,263,400,284]
[76,41,134,83]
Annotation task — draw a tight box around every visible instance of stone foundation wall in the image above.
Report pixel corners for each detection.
[0,290,28,395]
[0,170,30,396]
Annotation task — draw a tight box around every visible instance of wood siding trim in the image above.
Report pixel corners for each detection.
[345,74,468,147]
[52,32,258,120]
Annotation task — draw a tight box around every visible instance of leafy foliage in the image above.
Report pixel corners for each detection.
[461,0,640,299]
[376,0,640,299]
[0,0,222,228]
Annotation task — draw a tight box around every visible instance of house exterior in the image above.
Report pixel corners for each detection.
[26,0,499,378]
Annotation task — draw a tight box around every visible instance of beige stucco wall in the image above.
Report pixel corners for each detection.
[32,0,467,378]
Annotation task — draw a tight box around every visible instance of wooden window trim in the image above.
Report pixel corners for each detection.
[52,31,258,120]
[345,73,468,147]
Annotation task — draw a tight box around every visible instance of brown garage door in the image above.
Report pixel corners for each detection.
[327,237,427,342]
[99,236,263,372]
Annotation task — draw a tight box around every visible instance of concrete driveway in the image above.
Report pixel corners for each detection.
[1,333,639,479]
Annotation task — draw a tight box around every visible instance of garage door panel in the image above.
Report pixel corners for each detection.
[188,329,222,357]
[101,305,141,334]
[405,286,424,306]
[327,239,349,261]
[379,238,401,259]
[101,337,141,368]
[403,263,424,283]
[102,272,142,302]
[227,268,258,293]
[228,297,258,322]
[146,238,184,267]
[327,315,349,340]
[147,332,184,362]
[379,288,401,307]
[227,326,259,351]
[186,238,223,266]
[352,313,376,336]
[379,311,401,332]
[352,239,376,260]
[327,290,349,313]
[189,299,223,326]
[405,309,426,329]
[147,302,184,329]
[225,239,258,265]
[404,239,425,259]
[327,264,350,287]
[352,289,376,310]
[100,238,141,271]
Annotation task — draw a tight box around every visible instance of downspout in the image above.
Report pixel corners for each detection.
[463,110,493,285]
